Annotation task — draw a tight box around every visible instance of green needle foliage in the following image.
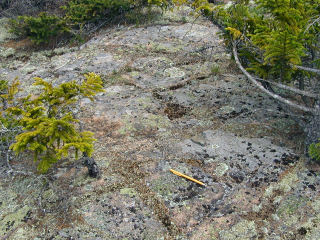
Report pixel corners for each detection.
[8,0,212,45]
[3,73,104,173]
[249,0,317,82]
[309,140,320,161]
[215,0,320,82]
[0,79,20,130]
[63,0,132,24]
[214,0,320,161]
[9,12,71,44]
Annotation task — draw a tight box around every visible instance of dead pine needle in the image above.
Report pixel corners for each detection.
[170,169,206,186]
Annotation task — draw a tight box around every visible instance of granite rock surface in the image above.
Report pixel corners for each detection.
[0,7,319,240]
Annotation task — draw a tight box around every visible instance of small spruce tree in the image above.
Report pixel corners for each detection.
[4,73,104,173]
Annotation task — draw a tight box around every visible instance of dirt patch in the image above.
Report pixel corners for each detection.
[164,103,189,120]
[2,38,33,50]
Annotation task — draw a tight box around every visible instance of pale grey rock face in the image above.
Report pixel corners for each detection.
[0,47,15,58]
[0,6,319,240]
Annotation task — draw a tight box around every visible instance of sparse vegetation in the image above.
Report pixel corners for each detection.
[6,0,213,45]
[210,63,220,75]
[1,73,104,173]
[62,0,132,24]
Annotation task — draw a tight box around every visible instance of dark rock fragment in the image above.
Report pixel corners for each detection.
[229,171,245,183]
[82,154,100,178]
[298,227,308,235]
[308,184,316,191]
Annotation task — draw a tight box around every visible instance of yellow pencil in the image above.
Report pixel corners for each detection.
[170,169,206,186]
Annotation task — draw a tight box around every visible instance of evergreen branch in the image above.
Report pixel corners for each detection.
[233,41,318,114]
[305,16,320,32]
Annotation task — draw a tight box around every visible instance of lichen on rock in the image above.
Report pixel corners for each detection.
[0,4,319,240]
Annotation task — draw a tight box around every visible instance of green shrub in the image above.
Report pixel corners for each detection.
[8,0,212,45]
[9,12,71,44]
[309,140,320,161]
[0,80,8,109]
[3,73,104,173]
[62,0,132,24]
[147,0,171,9]
[0,78,20,127]
[0,79,21,151]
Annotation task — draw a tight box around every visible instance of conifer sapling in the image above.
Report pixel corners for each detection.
[5,73,104,173]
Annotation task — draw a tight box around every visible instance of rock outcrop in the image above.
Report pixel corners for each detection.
[0,7,319,240]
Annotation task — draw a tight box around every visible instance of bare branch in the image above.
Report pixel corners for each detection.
[254,77,319,99]
[292,64,320,75]
[305,16,320,32]
[233,42,318,114]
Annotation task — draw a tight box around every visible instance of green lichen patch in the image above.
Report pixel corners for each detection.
[264,170,299,198]
[0,47,16,58]
[151,173,188,200]
[9,226,38,240]
[311,197,320,212]
[103,72,134,87]
[117,113,172,137]
[218,220,257,240]
[277,195,308,219]
[120,188,137,198]
[80,192,167,239]
[0,189,20,216]
[148,165,195,207]
[136,96,155,109]
[302,212,320,240]
[214,163,229,177]
[20,65,37,74]
[0,18,17,43]
[0,205,31,237]
[223,122,271,138]
[151,42,184,54]
[132,56,174,72]
[164,67,185,78]
[42,189,59,203]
